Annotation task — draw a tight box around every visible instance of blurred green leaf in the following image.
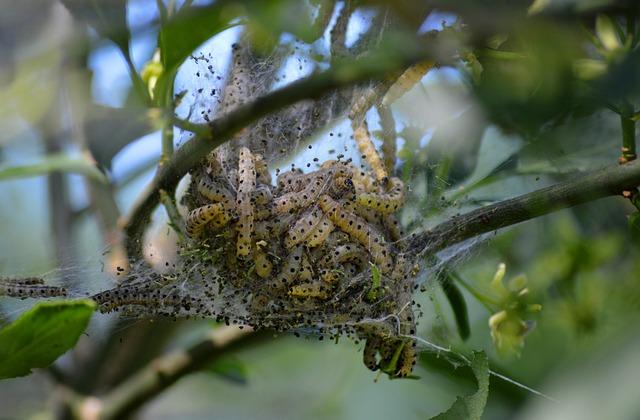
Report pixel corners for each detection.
[431,351,489,420]
[155,0,316,104]
[244,0,316,48]
[528,0,617,15]
[596,15,623,52]
[207,355,249,385]
[0,153,107,184]
[84,105,155,169]
[463,126,523,188]
[0,300,96,379]
[60,0,130,51]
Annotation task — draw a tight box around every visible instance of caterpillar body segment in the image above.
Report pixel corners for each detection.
[356,177,405,214]
[353,121,387,182]
[274,174,329,214]
[93,286,182,313]
[186,203,232,237]
[396,341,417,377]
[254,250,273,279]
[304,216,335,248]
[269,245,304,289]
[321,243,368,269]
[254,153,272,185]
[236,147,257,258]
[343,200,382,225]
[250,185,273,206]
[363,335,382,371]
[351,167,377,194]
[382,60,435,106]
[197,176,235,206]
[289,282,328,300]
[318,195,393,274]
[383,214,404,242]
[284,208,323,248]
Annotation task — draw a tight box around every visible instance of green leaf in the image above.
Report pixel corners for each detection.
[156,2,240,104]
[366,262,382,301]
[0,300,96,379]
[244,0,316,47]
[442,275,471,340]
[431,351,490,420]
[464,126,523,186]
[207,355,249,385]
[0,153,108,184]
[445,126,523,199]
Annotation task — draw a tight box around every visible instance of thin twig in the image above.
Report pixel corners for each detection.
[85,327,271,420]
[408,159,640,256]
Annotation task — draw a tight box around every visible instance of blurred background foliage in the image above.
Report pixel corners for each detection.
[2,0,640,419]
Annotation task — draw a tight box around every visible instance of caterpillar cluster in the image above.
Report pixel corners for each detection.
[91,143,418,378]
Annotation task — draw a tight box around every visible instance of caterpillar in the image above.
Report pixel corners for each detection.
[284,208,323,248]
[320,243,368,269]
[353,121,388,183]
[185,203,232,237]
[274,174,329,214]
[356,177,405,214]
[197,176,235,206]
[319,195,393,274]
[350,167,377,194]
[236,147,257,257]
[363,335,382,371]
[276,169,304,193]
[254,153,272,185]
[304,216,335,248]
[382,60,435,106]
[0,278,67,299]
[343,200,382,225]
[289,282,328,300]
[250,185,272,206]
[269,245,304,289]
[92,285,175,313]
[377,105,397,174]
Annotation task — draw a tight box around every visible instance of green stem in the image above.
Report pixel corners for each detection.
[159,189,185,241]
[620,105,636,163]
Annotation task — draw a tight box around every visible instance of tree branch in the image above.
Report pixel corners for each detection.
[85,327,271,420]
[122,40,441,258]
[408,160,640,256]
